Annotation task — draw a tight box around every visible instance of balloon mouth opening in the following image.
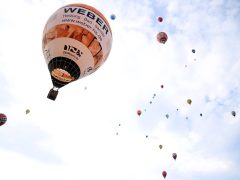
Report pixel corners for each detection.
[51,68,75,82]
[160,38,167,43]
[48,57,81,88]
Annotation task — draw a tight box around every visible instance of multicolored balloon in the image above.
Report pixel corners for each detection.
[0,113,7,126]
[157,32,168,44]
[42,4,112,100]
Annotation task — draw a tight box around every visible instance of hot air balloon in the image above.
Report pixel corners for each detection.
[165,114,169,119]
[192,49,195,53]
[172,153,177,160]
[159,144,163,149]
[158,16,163,23]
[137,110,142,116]
[161,85,164,88]
[0,113,7,126]
[232,111,236,117]
[187,99,192,105]
[26,109,30,114]
[42,4,112,100]
[157,32,168,44]
[162,171,167,178]
[110,14,116,20]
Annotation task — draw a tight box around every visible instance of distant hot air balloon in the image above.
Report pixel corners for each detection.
[26,109,30,114]
[162,171,167,178]
[159,144,163,149]
[0,113,7,126]
[200,113,203,116]
[232,111,236,117]
[157,32,168,44]
[137,110,142,116]
[161,85,164,88]
[165,114,169,119]
[110,14,116,20]
[187,99,192,105]
[192,49,196,53]
[42,4,112,100]
[172,153,177,160]
[158,16,163,23]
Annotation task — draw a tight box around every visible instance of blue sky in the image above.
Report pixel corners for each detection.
[0,0,240,179]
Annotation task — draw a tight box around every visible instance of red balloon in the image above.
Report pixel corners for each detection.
[158,16,163,22]
[162,171,167,178]
[137,110,142,116]
[0,113,7,126]
[157,32,168,44]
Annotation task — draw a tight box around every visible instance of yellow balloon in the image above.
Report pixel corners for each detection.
[26,109,30,114]
[187,99,192,105]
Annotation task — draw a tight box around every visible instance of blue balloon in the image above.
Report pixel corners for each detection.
[110,14,116,20]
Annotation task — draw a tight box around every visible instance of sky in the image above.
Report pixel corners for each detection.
[0,0,240,179]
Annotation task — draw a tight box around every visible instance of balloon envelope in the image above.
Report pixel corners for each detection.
[158,16,163,22]
[0,113,7,126]
[42,3,112,100]
[26,109,30,114]
[232,111,236,117]
[162,171,167,178]
[172,153,177,160]
[137,110,142,116]
[187,99,192,105]
[157,32,168,44]
[110,14,116,20]
[159,144,163,149]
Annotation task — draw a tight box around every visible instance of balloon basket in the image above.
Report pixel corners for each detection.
[47,88,58,101]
